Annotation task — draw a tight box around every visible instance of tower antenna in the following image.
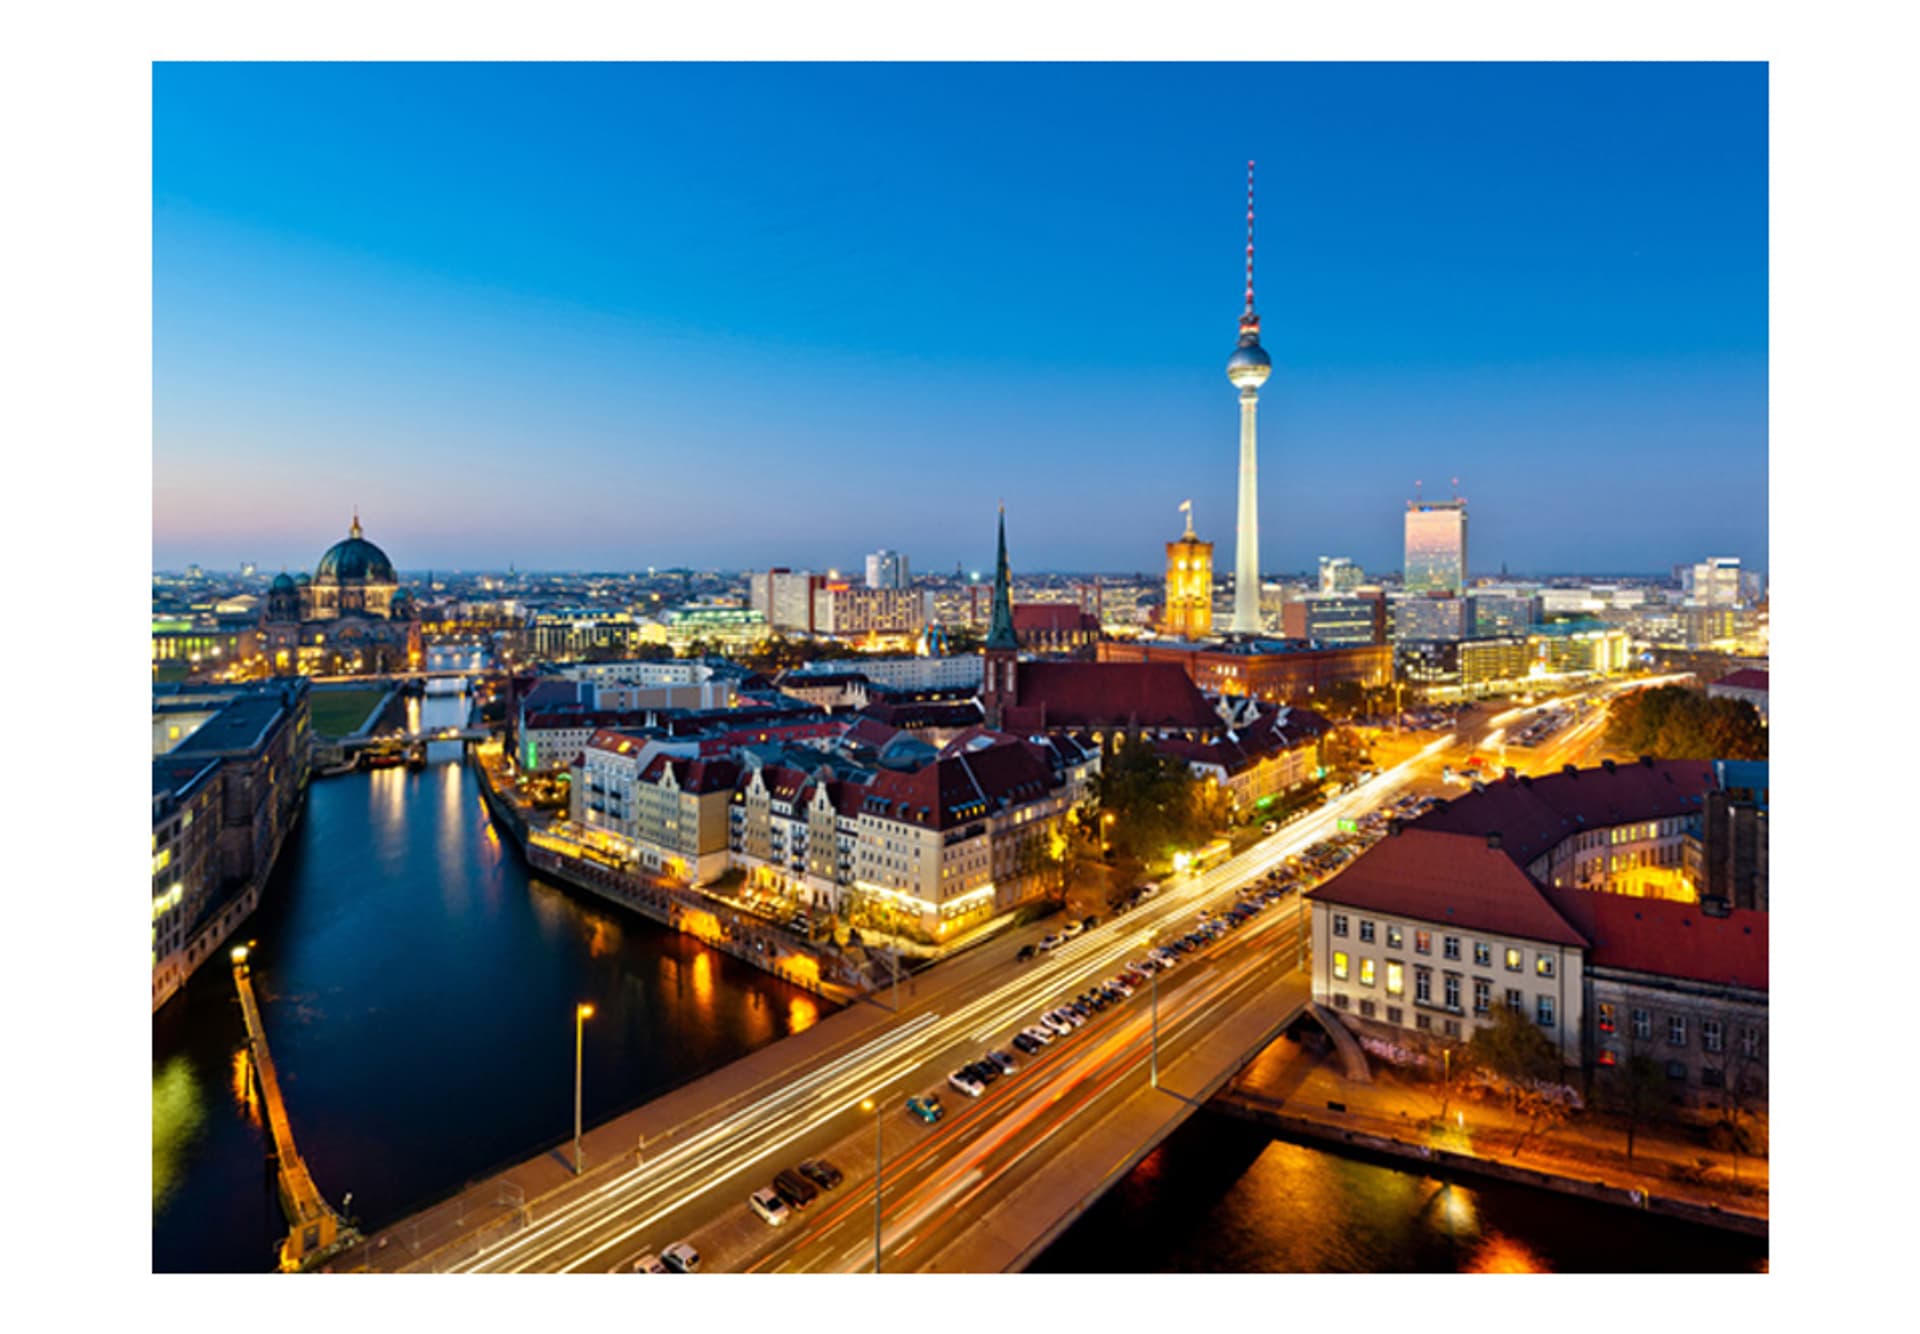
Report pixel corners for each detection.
[1244,160,1257,319]
[1414,479,1424,505]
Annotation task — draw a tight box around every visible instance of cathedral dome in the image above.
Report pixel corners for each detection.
[314,514,396,585]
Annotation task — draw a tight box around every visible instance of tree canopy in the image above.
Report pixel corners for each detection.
[1094,737,1217,863]
[1605,684,1767,761]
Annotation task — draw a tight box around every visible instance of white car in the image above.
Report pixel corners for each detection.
[948,1069,986,1098]
[1262,820,1279,834]
[1061,921,1084,939]
[1042,1012,1075,1037]
[750,1188,791,1226]
[1021,1024,1056,1046]
[661,1242,700,1273]
[1038,934,1062,951]
[630,1253,668,1274]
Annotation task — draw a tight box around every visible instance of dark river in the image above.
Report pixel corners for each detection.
[150,686,823,1273]
[151,686,1765,1274]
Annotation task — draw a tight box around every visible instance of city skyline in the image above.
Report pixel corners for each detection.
[155,63,1767,575]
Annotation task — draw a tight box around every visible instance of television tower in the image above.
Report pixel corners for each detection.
[1226,160,1272,637]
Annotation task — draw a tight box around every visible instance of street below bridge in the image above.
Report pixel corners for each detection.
[344,736,1453,1274]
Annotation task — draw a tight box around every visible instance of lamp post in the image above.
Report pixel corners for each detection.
[573,1003,595,1175]
[1148,930,1161,1089]
[860,1096,883,1273]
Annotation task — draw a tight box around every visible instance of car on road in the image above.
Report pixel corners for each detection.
[773,1169,818,1209]
[948,1069,986,1098]
[750,1188,791,1226]
[1038,934,1062,951]
[1042,1011,1076,1036]
[987,1049,1018,1074]
[1011,1032,1041,1055]
[1021,1024,1055,1045]
[799,1159,843,1191]
[967,1060,1000,1085]
[630,1253,668,1273]
[1136,884,1159,900]
[661,1242,700,1273]
[1061,920,1085,939]
[1081,915,1100,930]
[906,1094,944,1123]
[1016,944,1038,962]
[1108,976,1136,997]
[1262,820,1279,834]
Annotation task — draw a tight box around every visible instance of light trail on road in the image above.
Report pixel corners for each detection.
[440,737,1449,1273]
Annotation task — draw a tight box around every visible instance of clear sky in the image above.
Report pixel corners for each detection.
[154,62,1767,578]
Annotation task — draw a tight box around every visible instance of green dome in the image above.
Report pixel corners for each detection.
[315,515,396,585]
[270,571,296,591]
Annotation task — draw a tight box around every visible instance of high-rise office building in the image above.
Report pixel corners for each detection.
[1404,497,1469,594]
[1318,556,1363,594]
[1687,556,1746,608]
[865,549,910,590]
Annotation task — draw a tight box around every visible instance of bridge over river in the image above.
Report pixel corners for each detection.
[327,752,1445,1273]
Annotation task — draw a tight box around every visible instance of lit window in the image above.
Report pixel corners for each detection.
[1386,925,1404,950]
[1536,954,1555,978]
[1414,930,1432,955]
[1598,1002,1615,1034]
[1332,950,1349,981]
[1505,947,1523,973]
[1386,961,1404,997]
[1359,958,1376,988]
[1474,942,1492,967]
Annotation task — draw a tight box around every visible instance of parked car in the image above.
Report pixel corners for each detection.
[630,1253,668,1273]
[1262,820,1279,834]
[1038,934,1062,951]
[661,1242,700,1273]
[1016,944,1038,962]
[750,1189,791,1227]
[1081,915,1100,929]
[906,1094,944,1123]
[1022,1024,1056,1045]
[1012,1032,1041,1056]
[968,1060,1001,1084]
[799,1159,843,1191]
[1043,1011,1076,1037]
[948,1070,985,1098]
[773,1169,818,1209]
[1061,921,1085,939]
[987,1049,1018,1074]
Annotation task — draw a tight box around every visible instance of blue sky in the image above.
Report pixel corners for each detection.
[153,62,1767,577]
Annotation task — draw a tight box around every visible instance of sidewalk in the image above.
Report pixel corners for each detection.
[1226,1037,1767,1232]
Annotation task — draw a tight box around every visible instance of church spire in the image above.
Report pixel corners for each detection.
[350,508,362,540]
[985,502,1018,652]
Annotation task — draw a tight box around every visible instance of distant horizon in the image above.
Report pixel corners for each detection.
[155,63,1767,574]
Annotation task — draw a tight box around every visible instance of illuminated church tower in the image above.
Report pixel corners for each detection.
[1163,500,1214,641]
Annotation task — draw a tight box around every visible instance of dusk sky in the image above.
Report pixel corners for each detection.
[153,62,1767,578]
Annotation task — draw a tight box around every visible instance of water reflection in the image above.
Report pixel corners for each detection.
[1463,1232,1548,1273]
[788,995,820,1033]
[152,1054,207,1213]
[230,1048,261,1131]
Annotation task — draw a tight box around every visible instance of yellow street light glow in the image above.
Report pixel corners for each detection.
[859,1097,876,1113]
[231,946,248,964]
[577,1003,595,1020]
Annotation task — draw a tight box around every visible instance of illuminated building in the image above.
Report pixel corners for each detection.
[1226,162,1271,636]
[1319,556,1363,594]
[865,549,910,590]
[809,584,930,637]
[1098,636,1391,706]
[259,514,421,676]
[1162,500,1215,640]
[657,604,770,653]
[1281,591,1386,646]
[1404,495,1470,594]
[1013,602,1101,655]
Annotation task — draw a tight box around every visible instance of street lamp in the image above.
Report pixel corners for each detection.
[860,1095,883,1273]
[573,1002,595,1175]
[1148,930,1161,1089]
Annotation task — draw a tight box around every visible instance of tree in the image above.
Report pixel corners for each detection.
[1611,1052,1668,1161]
[1606,685,1766,760]
[1467,1002,1560,1108]
[1094,738,1213,864]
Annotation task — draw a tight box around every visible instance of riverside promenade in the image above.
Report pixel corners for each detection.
[1216,1034,1768,1238]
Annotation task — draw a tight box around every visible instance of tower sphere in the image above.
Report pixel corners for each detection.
[1227,334,1271,388]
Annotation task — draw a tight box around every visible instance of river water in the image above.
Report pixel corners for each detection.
[150,685,1765,1274]
[150,686,822,1273]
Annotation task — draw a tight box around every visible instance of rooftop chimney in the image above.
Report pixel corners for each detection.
[1639,754,1655,768]
[1487,831,1503,850]
[1602,758,1617,773]
[1563,765,1579,778]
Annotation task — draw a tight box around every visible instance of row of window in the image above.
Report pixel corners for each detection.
[1330,915,1554,976]
[1330,953,1556,1027]
[1596,1004,1760,1055]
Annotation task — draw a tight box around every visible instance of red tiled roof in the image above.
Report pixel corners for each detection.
[1415,760,1714,868]
[638,753,741,794]
[1712,669,1769,692]
[1003,661,1218,731]
[854,737,1058,830]
[1012,603,1099,634]
[1541,888,1767,991]
[1306,828,1588,948]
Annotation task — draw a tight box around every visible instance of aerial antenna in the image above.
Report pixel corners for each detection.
[1414,479,1424,505]
[1244,160,1257,319]
[1452,476,1461,501]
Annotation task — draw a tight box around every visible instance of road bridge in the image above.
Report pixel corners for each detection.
[326,736,1455,1274]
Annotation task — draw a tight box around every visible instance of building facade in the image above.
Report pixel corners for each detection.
[1164,510,1215,641]
[1404,498,1470,595]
